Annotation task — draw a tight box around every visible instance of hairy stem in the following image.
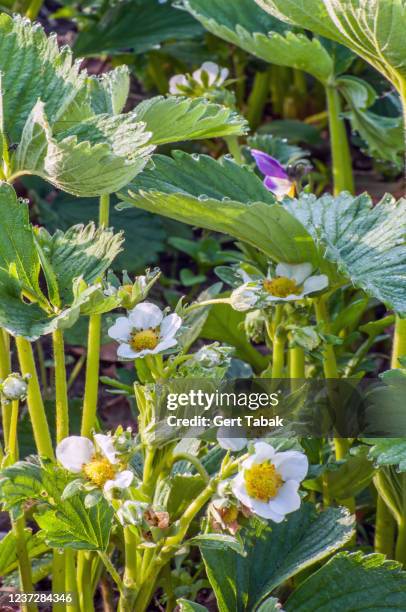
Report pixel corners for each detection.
[314,297,355,512]
[15,336,54,458]
[25,0,43,20]
[225,136,243,164]
[0,329,11,450]
[13,518,37,612]
[325,84,354,195]
[81,194,110,437]
[53,329,69,442]
[374,492,395,558]
[391,316,406,369]
[246,69,271,130]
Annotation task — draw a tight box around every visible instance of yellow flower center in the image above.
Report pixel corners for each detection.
[130,329,159,351]
[263,276,302,298]
[83,457,115,487]
[122,284,133,295]
[244,461,283,502]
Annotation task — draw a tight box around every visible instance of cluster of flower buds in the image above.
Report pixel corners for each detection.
[0,373,30,403]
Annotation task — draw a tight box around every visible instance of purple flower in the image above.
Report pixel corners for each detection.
[251,149,295,200]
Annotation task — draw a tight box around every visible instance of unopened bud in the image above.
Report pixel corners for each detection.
[0,373,30,402]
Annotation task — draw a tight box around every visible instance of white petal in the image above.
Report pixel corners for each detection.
[104,470,133,493]
[56,436,94,473]
[275,262,313,284]
[153,337,178,353]
[219,67,229,84]
[303,274,329,295]
[128,302,163,330]
[169,74,187,94]
[117,343,138,360]
[252,441,276,463]
[249,499,285,522]
[160,313,182,339]
[272,451,308,482]
[108,317,132,342]
[94,434,118,464]
[199,61,219,85]
[269,480,301,515]
[217,433,247,451]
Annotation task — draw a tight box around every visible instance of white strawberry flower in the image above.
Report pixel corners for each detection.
[108,302,182,360]
[56,434,133,495]
[231,442,308,522]
[169,61,229,94]
[230,262,328,311]
[192,61,229,87]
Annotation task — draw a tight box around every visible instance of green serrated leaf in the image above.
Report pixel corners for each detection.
[338,76,403,166]
[182,0,334,83]
[41,223,123,305]
[0,182,41,296]
[364,439,406,472]
[87,66,130,115]
[285,551,406,611]
[285,192,406,315]
[13,101,154,197]
[36,496,113,550]
[0,529,49,576]
[0,13,91,143]
[119,151,319,266]
[254,0,406,88]
[191,533,245,556]
[202,504,354,611]
[0,459,113,550]
[74,0,203,56]
[135,96,248,145]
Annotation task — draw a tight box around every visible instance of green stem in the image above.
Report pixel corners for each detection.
[98,551,125,596]
[15,336,54,458]
[271,329,286,379]
[13,518,37,612]
[77,553,95,612]
[314,297,354,512]
[7,400,37,612]
[81,195,109,437]
[391,316,406,369]
[67,353,86,391]
[99,193,110,226]
[395,474,406,566]
[171,453,210,483]
[325,84,354,195]
[65,549,80,612]
[35,340,48,400]
[8,400,19,460]
[0,329,11,451]
[246,69,271,130]
[53,329,69,442]
[374,492,395,558]
[52,552,66,612]
[289,345,305,379]
[81,316,101,438]
[25,0,43,19]
[225,136,244,164]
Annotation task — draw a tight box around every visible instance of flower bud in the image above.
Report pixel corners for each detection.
[0,373,30,402]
